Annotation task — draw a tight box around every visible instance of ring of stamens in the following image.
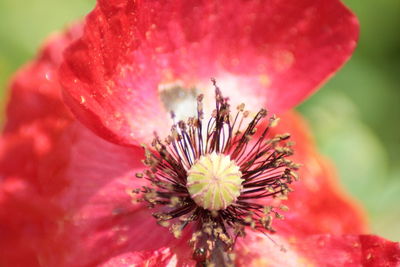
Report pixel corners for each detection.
[134,80,299,265]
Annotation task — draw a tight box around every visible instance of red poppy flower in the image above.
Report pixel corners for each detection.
[1,0,399,266]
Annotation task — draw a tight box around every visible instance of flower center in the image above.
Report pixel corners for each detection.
[133,80,299,265]
[187,152,243,211]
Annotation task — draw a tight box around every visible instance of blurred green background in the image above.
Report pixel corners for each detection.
[0,0,399,241]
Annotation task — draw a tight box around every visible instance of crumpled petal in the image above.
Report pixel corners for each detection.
[60,0,359,146]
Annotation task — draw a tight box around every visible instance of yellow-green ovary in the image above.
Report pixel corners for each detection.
[187,152,244,211]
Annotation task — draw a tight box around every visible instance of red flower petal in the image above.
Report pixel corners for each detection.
[0,24,82,185]
[1,23,187,266]
[299,234,400,267]
[4,24,82,134]
[236,232,400,267]
[99,248,187,267]
[272,112,368,236]
[38,124,179,266]
[0,121,186,266]
[0,177,61,267]
[60,0,359,146]
[0,27,81,266]
[1,120,171,266]
[0,25,82,197]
